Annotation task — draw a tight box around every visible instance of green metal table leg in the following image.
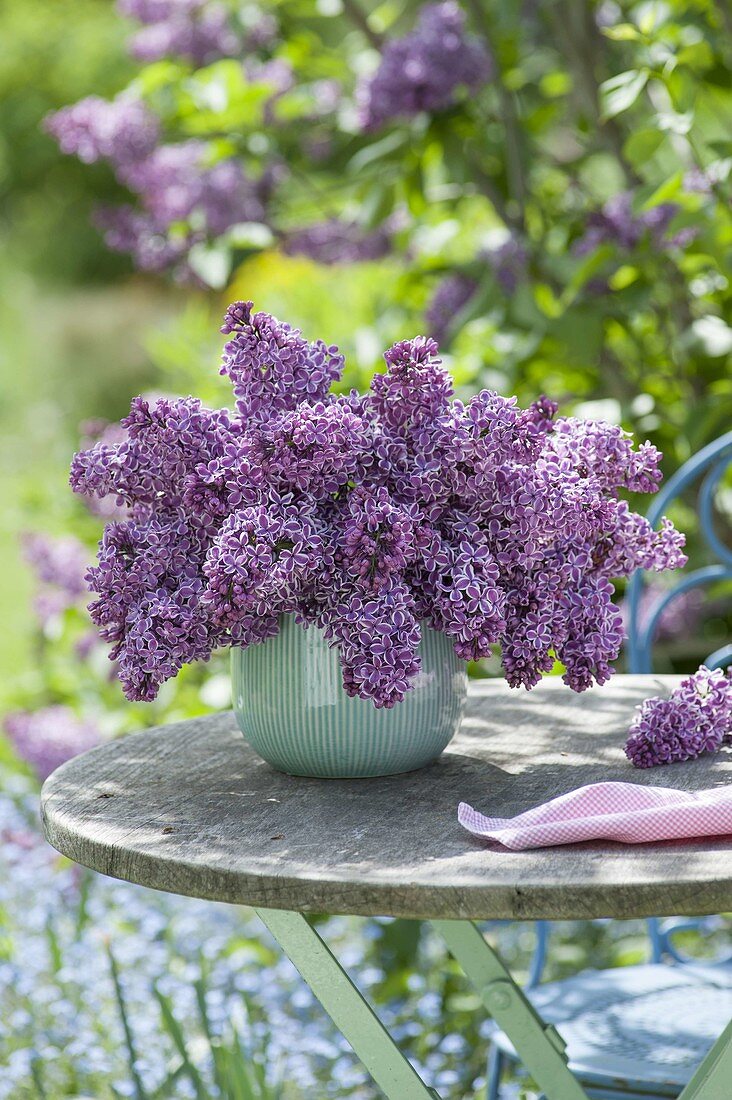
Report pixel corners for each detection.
[678,1019,732,1100]
[432,919,591,1100]
[256,908,440,1100]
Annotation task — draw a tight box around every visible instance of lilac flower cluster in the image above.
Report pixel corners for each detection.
[357,2,491,130]
[44,95,160,166]
[117,0,243,65]
[283,219,394,265]
[485,235,529,294]
[425,274,478,346]
[4,707,101,781]
[575,191,695,257]
[425,236,528,344]
[71,302,686,706]
[22,533,89,629]
[625,666,732,768]
[46,100,270,278]
[108,141,268,275]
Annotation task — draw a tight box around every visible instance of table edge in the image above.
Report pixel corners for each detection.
[41,783,732,922]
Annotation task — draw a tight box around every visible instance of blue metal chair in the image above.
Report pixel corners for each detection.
[626,429,732,675]
[487,431,732,1100]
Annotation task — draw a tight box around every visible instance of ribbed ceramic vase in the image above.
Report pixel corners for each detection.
[231,615,467,778]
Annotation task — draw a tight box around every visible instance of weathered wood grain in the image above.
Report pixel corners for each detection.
[41,676,732,920]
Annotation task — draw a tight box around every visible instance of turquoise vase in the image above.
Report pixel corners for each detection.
[231,615,467,778]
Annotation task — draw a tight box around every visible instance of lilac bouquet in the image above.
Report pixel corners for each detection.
[70,302,686,708]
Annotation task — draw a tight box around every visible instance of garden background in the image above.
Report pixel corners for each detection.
[1,1,731,1097]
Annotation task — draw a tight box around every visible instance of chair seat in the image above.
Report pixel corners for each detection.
[490,963,732,1097]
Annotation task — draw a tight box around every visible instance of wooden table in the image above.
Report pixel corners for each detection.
[41,676,732,1100]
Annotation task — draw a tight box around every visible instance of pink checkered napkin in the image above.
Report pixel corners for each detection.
[458,782,732,850]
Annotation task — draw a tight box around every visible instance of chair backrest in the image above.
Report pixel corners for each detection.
[625,432,732,965]
[626,430,732,674]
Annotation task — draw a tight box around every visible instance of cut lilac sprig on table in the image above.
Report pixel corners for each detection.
[70,300,686,708]
[625,666,732,768]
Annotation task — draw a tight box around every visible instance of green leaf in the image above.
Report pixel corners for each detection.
[154,986,208,1100]
[636,1,671,35]
[564,244,614,301]
[623,128,665,167]
[187,243,232,289]
[347,131,410,175]
[131,60,182,97]
[609,265,639,290]
[225,223,274,250]
[539,70,573,98]
[639,170,683,210]
[600,70,649,120]
[534,283,564,318]
[108,943,149,1100]
[602,24,643,42]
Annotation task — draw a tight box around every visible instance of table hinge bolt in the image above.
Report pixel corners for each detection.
[484,980,513,1012]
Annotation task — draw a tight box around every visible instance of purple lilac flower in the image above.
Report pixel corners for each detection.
[220,300,344,422]
[625,666,732,768]
[70,301,686,707]
[425,237,528,344]
[202,498,329,634]
[684,163,729,194]
[425,274,478,346]
[118,0,278,62]
[94,142,268,278]
[483,235,528,294]
[47,94,271,279]
[121,0,241,65]
[357,2,492,131]
[117,0,182,20]
[5,707,101,781]
[316,575,422,707]
[283,219,393,265]
[245,58,297,124]
[44,95,160,166]
[93,206,192,276]
[22,533,89,629]
[340,486,418,591]
[119,142,265,235]
[574,191,694,257]
[240,400,374,498]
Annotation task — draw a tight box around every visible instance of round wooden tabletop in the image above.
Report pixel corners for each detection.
[41,676,732,921]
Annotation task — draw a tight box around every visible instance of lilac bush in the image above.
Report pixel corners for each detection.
[625,666,732,768]
[70,302,686,708]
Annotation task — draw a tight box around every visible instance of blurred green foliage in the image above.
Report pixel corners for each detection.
[0,0,135,282]
[42,0,731,476]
